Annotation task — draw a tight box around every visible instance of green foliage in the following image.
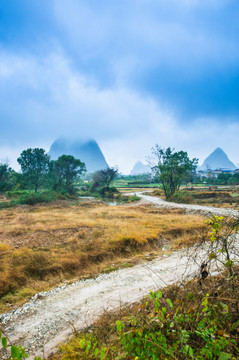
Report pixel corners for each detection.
[117,289,237,359]
[53,155,86,194]
[217,173,239,185]
[17,148,50,193]
[60,284,238,360]
[0,329,43,360]
[91,167,118,195]
[170,191,194,204]
[17,192,56,205]
[151,146,198,200]
[0,163,17,191]
[127,194,141,202]
[207,214,224,242]
[0,191,61,208]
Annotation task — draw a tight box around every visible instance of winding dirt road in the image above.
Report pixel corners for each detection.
[132,191,239,218]
[0,194,238,359]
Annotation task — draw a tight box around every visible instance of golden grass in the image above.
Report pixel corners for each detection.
[0,201,205,310]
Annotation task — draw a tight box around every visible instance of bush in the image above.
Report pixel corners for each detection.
[170,191,194,204]
[17,192,56,205]
[59,273,239,360]
[6,190,29,198]
[127,195,141,202]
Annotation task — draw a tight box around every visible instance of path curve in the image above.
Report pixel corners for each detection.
[132,192,239,218]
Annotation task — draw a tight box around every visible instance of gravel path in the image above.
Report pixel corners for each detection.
[133,192,239,218]
[1,247,209,359]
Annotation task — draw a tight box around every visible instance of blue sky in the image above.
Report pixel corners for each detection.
[0,0,238,172]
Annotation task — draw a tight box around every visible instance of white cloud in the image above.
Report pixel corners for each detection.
[52,0,239,80]
[0,47,238,173]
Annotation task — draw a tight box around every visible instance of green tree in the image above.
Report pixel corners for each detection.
[0,162,17,191]
[151,146,198,200]
[17,148,50,193]
[91,167,118,194]
[53,155,86,194]
[217,173,232,185]
[232,172,239,184]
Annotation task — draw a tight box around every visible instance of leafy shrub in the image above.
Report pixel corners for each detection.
[59,279,239,360]
[128,195,141,202]
[6,190,30,199]
[0,191,59,208]
[170,191,194,204]
[18,192,56,205]
[0,330,42,360]
[115,290,238,360]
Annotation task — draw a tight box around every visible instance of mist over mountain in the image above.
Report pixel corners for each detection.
[130,161,151,175]
[200,148,236,170]
[49,138,108,173]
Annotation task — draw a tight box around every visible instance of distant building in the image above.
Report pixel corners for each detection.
[197,168,237,179]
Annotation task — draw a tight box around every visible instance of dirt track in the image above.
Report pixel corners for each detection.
[1,247,207,359]
[131,191,239,218]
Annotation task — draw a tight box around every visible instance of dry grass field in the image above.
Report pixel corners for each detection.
[0,200,206,311]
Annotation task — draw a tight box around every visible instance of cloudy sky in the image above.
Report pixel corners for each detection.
[0,0,238,173]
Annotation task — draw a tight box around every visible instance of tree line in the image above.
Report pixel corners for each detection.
[0,149,86,195]
[0,147,120,199]
[2,145,235,203]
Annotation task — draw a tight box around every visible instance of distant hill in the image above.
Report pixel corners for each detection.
[49,138,108,173]
[130,161,151,175]
[200,148,236,170]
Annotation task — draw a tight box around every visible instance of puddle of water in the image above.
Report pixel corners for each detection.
[79,196,122,206]
[106,201,123,206]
